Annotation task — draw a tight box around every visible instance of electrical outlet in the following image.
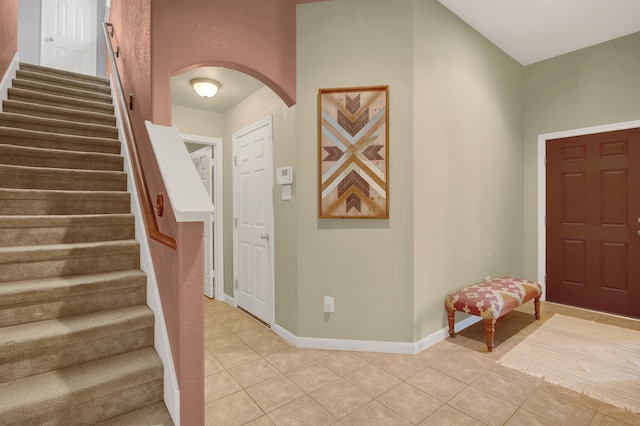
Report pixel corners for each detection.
[323,296,334,313]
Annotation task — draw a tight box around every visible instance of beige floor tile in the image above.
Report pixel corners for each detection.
[246,334,294,356]
[205,322,233,340]
[419,404,484,426]
[205,370,242,401]
[229,358,281,388]
[235,325,277,343]
[377,382,443,424]
[448,386,518,426]
[223,317,267,333]
[266,348,315,372]
[504,408,558,426]
[204,390,264,426]
[595,314,640,331]
[215,344,261,369]
[212,309,248,323]
[598,402,640,425]
[536,381,601,411]
[267,395,337,426]
[285,361,340,393]
[406,367,466,402]
[246,375,306,413]
[471,369,535,406]
[205,300,236,314]
[244,415,275,426]
[318,351,369,376]
[204,351,224,376]
[429,354,488,384]
[310,378,371,419]
[299,348,335,360]
[373,354,425,380]
[521,389,596,425]
[205,333,245,355]
[489,364,543,388]
[344,364,401,398]
[351,351,385,363]
[589,412,630,426]
[341,400,411,426]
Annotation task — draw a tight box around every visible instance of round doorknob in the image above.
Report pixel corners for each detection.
[260,233,269,240]
[46,36,54,42]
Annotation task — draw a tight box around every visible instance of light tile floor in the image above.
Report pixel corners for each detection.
[203,299,640,426]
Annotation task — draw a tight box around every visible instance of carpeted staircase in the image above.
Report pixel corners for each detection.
[0,63,173,425]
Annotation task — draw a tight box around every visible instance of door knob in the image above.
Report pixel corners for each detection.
[637,230,640,238]
[260,233,269,241]
[46,36,54,42]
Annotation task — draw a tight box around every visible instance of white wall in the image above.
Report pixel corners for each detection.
[171,104,223,139]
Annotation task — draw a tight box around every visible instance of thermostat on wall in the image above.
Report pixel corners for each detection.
[276,166,293,185]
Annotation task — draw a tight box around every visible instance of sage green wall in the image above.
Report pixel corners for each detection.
[296,0,415,342]
[522,32,640,282]
[222,86,298,332]
[171,104,224,139]
[412,1,524,340]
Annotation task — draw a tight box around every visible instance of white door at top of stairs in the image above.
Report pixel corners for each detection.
[233,116,274,325]
[42,0,97,76]
[191,145,215,299]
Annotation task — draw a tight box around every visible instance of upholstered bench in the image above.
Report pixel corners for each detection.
[444,277,542,352]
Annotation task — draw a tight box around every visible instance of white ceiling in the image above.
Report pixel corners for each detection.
[172,1,640,112]
[171,66,264,114]
[438,0,640,66]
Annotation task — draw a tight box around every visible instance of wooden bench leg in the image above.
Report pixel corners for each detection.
[484,318,495,352]
[534,297,541,320]
[447,308,456,338]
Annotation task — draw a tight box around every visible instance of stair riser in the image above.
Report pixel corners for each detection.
[25,379,164,426]
[0,173,127,192]
[0,198,130,215]
[0,250,140,282]
[12,80,112,105]
[0,223,135,246]
[3,104,115,127]
[0,147,124,171]
[0,327,153,383]
[16,70,112,96]
[0,118,118,140]
[8,90,114,115]
[0,134,121,155]
[0,285,146,327]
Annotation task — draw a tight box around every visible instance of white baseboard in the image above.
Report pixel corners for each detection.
[271,315,483,355]
[110,76,180,425]
[223,294,235,305]
[0,53,19,111]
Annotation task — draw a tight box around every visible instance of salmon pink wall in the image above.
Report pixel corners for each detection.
[150,0,297,125]
[0,0,18,77]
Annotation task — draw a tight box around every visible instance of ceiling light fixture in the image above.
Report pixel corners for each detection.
[190,78,220,98]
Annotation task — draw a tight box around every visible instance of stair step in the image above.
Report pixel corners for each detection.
[0,269,146,326]
[96,402,174,426]
[0,188,130,215]
[16,69,112,95]
[0,112,118,139]
[0,239,140,282]
[0,348,163,425]
[0,143,123,171]
[0,164,127,191]
[0,214,135,246]
[0,126,121,154]
[3,99,116,126]
[12,78,112,105]
[19,62,110,87]
[8,87,114,115]
[0,305,153,367]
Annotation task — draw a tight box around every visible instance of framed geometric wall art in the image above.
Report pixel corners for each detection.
[318,85,389,219]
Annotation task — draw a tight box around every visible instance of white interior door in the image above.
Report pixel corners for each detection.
[233,117,274,325]
[191,146,214,298]
[42,0,97,75]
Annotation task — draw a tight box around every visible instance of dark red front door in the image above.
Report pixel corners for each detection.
[546,128,640,318]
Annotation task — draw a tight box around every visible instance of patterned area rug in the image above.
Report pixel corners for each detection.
[498,314,640,413]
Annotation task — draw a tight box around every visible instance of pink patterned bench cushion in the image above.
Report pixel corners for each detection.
[445,277,542,320]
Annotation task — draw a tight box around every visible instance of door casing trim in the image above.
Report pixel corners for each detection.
[537,119,640,298]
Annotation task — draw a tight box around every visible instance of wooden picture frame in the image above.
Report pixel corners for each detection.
[318,86,389,219]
